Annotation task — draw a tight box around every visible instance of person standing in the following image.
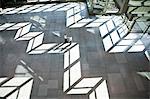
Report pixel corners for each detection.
[64,34,68,43]
[64,34,72,44]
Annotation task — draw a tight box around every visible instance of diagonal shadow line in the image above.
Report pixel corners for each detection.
[0,22,29,32]
[50,3,70,12]
[28,43,66,54]
[0,78,13,87]
[25,4,47,13]
[63,43,79,70]
[29,4,49,13]
[1,8,16,15]
[20,60,43,81]
[67,16,84,28]
[17,5,35,14]
[66,7,87,27]
[63,43,82,93]
[66,6,83,18]
[14,24,33,40]
[85,17,114,28]
[18,4,45,14]
[64,58,80,72]
[62,43,78,53]
[26,33,44,53]
[3,5,31,15]
[101,21,125,39]
[0,23,16,32]
[5,78,33,98]
[45,43,64,52]
[88,78,105,95]
[103,24,130,52]
[128,6,138,14]
[64,77,83,94]
[124,31,148,52]
[15,30,42,41]
[17,5,35,13]
[39,4,56,12]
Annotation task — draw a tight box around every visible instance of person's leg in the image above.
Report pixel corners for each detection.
[64,39,68,43]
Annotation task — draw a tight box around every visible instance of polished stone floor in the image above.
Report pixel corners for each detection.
[0,2,150,99]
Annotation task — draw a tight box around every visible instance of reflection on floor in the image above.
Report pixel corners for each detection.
[0,2,149,99]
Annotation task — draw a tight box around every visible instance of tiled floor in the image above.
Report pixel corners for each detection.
[0,2,150,99]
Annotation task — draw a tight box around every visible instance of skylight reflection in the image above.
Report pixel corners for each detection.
[74,6,81,14]
[109,46,129,53]
[0,77,33,99]
[67,9,74,18]
[63,44,82,93]
[74,77,102,88]
[63,70,69,92]
[17,80,33,99]
[0,87,17,97]
[89,91,96,99]
[70,61,81,86]
[74,13,82,22]
[7,22,30,30]
[57,4,74,11]
[99,24,108,37]
[0,23,15,31]
[95,80,109,99]
[29,43,57,54]
[0,78,8,83]
[16,31,41,41]
[32,33,44,49]
[2,77,31,86]
[70,44,80,64]
[112,16,123,26]
[5,10,18,14]
[66,16,74,27]
[124,33,142,39]
[27,0,38,2]
[86,22,103,27]
[70,19,93,28]
[117,40,135,45]
[106,20,115,32]
[7,90,19,99]
[67,88,92,94]
[44,3,67,12]
[110,31,120,44]
[103,35,113,51]
[0,8,15,14]
[128,45,145,52]
[26,33,44,52]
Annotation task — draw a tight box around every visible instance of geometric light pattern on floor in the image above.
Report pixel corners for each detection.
[99,19,146,53]
[63,43,109,99]
[65,6,147,53]
[0,3,84,15]
[67,12,146,53]
[0,22,30,31]
[14,28,110,98]
[13,22,77,54]
[1,2,147,98]
[5,4,110,97]
[13,24,110,98]
[0,77,33,99]
[89,80,110,99]
[0,2,148,54]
